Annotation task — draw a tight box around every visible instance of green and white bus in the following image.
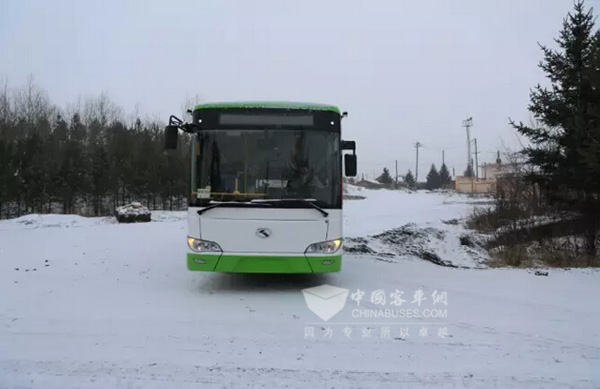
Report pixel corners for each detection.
[165,102,357,273]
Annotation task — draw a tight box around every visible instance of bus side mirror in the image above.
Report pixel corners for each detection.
[165,125,179,149]
[344,154,357,177]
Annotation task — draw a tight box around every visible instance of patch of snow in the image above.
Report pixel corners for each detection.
[342,190,490,267]
[495,214,577,234]
[361,178,381,185]
[0,214,114,230]
[345,223,488,268]
[1,191,598,387]
[0,210,187,230]
[151,211,187,222]
[343,183,364,195]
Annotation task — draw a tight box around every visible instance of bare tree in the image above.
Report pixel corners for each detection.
[13,75,55,129]
[180,94,202,120]
[82,92,123,128]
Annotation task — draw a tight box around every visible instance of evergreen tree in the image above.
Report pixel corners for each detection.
[89,141,111,215]
[0,139,11,217]
[425,164,440,190]
[404,170,416,189]
[65,113,89,212]
[463,164,474,177]
[439,163,451,187]
[376,167,393,185]
[511,1,600,258]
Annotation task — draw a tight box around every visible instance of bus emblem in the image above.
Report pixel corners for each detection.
[256,228,272,238]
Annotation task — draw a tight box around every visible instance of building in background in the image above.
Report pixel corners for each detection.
[454,152,514,194]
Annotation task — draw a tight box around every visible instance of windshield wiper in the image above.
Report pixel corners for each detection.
[250,199,329,218]
[197,201,271,216]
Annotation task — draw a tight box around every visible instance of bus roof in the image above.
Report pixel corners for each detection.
[193,101,341,114]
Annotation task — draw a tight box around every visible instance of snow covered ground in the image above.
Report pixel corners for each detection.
[1,189,599,388]
[343,188,490,268]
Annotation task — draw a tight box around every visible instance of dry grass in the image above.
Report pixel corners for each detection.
[467,198,600,268]
[488,246,532,268]
[466,200,534,234]
[488,244,600,268]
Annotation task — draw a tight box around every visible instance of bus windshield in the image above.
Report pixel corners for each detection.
[192,129,341,208]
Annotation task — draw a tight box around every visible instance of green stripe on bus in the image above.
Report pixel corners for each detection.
[187,253,342,273]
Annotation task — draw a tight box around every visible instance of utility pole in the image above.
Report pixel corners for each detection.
[462,117,473,173]
[442,150,445,166]
[414,142,423,183]
[395,160,398,189]
[472,138,480,180]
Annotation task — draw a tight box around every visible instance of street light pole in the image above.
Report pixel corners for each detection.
[462,117,473,174]
[414,142,423,183]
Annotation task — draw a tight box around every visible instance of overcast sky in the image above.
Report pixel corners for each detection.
[0,0,582,178]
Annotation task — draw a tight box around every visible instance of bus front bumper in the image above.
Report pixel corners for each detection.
[187,253,342,273]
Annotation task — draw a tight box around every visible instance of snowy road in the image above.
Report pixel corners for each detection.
[1,190,599,388]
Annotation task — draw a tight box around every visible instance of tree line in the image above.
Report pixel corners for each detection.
[375,164,451,190]
[0,78,191,219]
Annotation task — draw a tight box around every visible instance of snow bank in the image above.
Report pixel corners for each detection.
[343,184,364,195]
[343,184,367,200]
[342,189,490,267]
[344,190,478,236]
[345,224,488,268]
[0,214,114,230]
[0,210,187,230]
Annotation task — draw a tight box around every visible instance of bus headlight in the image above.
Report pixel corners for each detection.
[305,239,342,254]
[187,237,222,253]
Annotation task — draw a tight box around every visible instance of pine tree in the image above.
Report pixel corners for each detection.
[463,164,474,177]
[89,141,110,215]
[425,164,440,190]
[511,0,600,259]
[0,139,11,218]
[439,163,451,187]
[404,170,416,189]
[59,113,89,213]
[376,167,393,185]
